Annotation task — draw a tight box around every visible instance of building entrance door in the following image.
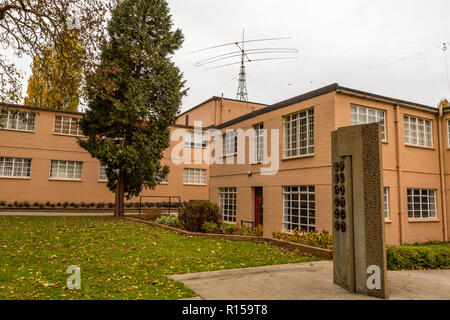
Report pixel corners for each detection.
[254,187,263,227]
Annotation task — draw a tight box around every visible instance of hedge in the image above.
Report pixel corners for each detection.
[386,242,450,270]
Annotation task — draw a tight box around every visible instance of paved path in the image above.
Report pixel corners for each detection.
[170,261,450,300]
[0,211,138,216]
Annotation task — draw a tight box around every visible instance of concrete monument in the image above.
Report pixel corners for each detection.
[331,122,388,299]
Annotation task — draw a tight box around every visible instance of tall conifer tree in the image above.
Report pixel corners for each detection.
[79,0,185,216]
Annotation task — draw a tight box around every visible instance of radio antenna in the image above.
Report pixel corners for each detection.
[191,29,298,101]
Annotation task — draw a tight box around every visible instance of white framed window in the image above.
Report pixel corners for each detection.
[283,186,315,232]
[0,110,35,132]
[407,189,437,219]
[253,123,264,163]
[0,157,31,177]
[350,104,386,141]
[223,130,237,156]
[50,160,83,180]
[220,187,237,223]
[99,163,107,181]
[183,168,206,185]
[404,115,432,147]
[283,108,314,158]
[184,130,206,148]
[384,187,390,220]
[54,115,82,136]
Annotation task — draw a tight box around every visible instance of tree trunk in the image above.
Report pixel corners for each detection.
[114,170,125,217]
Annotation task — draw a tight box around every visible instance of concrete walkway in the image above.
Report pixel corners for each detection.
[0,211,138,216]
[170,261,450,300]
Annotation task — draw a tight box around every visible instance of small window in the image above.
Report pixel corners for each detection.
[350,105,386,141]
[50,160,83,180]
[0,157,32,177]
[253,123,264,163]
[184,130,206,148]
[223,130,237,156]
[183,168,207,185]
[99,163,107,181]
[220,187,237,223]
[407,189,437,219]
[384,187,389,220]
[404,115,432,147]
[283,186,315,231]
[0,110,35,132]
[54,115,82,136]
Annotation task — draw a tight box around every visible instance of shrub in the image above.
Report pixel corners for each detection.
[56,202,62,207]
[24,201,30,208]
[141,209,164,221]
[155,215,181,228]
[387,242,450,270]
[33,202,39,207]
[45,201,50,207]
[50,203,55,208]
[39,203,44,209]
[13,201,18,207]
[16,202,23,207]
[7,203,12,207]
[74,203,80,208]
[108,202,114,208]
[273,229,333,250]
[235,225,263,237]
[202,221,221,234]
[80,202,86,208]
[221,223,237,235]
[179,200,221,232]
[0,201,6,206]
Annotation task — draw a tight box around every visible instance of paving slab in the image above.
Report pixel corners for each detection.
[170,261,450,300]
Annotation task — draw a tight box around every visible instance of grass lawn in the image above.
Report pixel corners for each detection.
[0,216,320,300]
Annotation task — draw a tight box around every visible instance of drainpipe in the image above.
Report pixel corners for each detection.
[394,104,404,244]
[220,93,224,124]
[437,104,449,241]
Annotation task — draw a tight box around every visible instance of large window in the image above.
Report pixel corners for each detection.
[407,189,437,219]
[404,115,432,147]
[350,104,386,141]
[50,160,83,180]
[54,116,82,136]
[0,157,31,178]
[0,110,35,132]
[253,123,264,163]
[283,108,314,158]
[384,187,390,220]
[184,130,206,148]
[283,186,315,231]
[183,168,206,185]
[219,187,237,223]
[223,131,237,156]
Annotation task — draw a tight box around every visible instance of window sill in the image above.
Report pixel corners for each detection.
[282,154,315,161]
[183,183,207,186]
[385,219,392,224]
[0,176,31,180]
[49,178,83,182]
[53,133,84,138]
[0,128,34,133]
[98,180,108,183]
[404,144,435,151]
[408,218,440,223]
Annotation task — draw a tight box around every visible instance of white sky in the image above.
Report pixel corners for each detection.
[7,0,450,112]
[167,0,450,112]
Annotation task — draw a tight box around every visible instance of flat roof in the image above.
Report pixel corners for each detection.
[0,102,83,116]
[177,96,268,118]
[215,83,438,129]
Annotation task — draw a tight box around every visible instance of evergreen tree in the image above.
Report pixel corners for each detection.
[79,0,185,216]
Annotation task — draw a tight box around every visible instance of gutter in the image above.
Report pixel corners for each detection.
[394,104,404,244]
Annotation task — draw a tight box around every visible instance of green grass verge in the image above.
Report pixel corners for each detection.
[387,242,450,270]
[0,216,320,300]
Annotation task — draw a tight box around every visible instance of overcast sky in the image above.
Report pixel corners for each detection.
[166,0,450,112]
[8,0,450,113]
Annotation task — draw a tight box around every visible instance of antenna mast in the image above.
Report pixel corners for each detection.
[237,30,248,101]
[191,31,298,101]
